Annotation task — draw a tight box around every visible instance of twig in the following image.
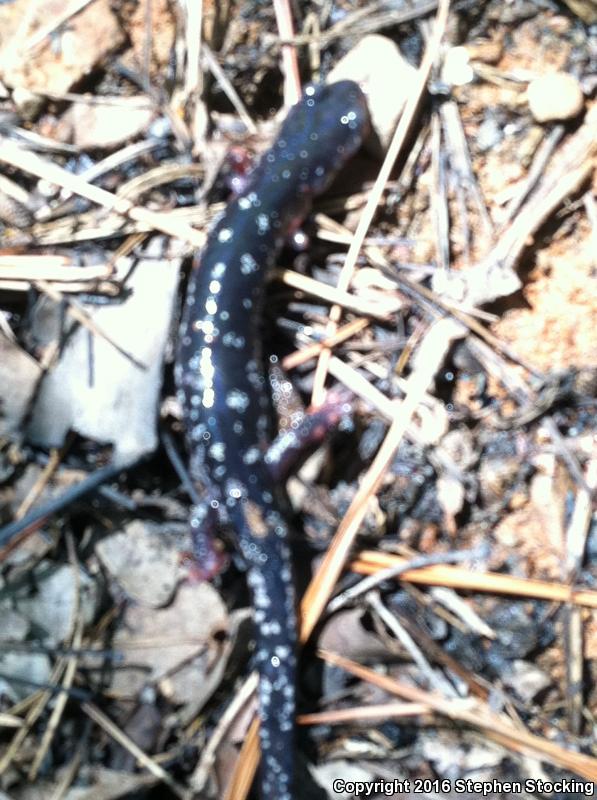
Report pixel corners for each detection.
[367,590,457,697]
[321,650,597,782]
[24,0,97,52]
[190,671,258,793]
[0,137,206,248]
[298,701,429,725]
[81,702,188,799]
[202,43,257,134]
[301,316,463,642]
[311,0,451,404]
[352,550,597,609]
[328,548,482,614]
[499,125,564,228]
[0,460,139,553]
[273,0,301,107]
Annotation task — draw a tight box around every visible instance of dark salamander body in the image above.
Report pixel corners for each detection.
[175,81,369,799]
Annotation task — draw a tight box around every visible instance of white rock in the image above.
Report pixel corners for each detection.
[503,659,551,702]
[11,87,42,118]
[15,563,99,646]
[527,72,584,123]
[58,97,155,148]
[0,337,42,437]
[96,520,182,608]
[0,652,51,701]
[310,761,376,799]
[328,34,417,153]
[442,46,474,87]
[27,241,181,464]
[110,582,228,706]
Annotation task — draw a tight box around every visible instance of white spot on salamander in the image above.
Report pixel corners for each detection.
[190,423,206,441]
[222,331,245,349]
[199,347,214,379]
[240,253,258,274]
[199,347,215,408]
[205,297,218,315]
[226,389,250,412]
[195,319,215,336]
[242,446,261,465]
[218,227,233,242]
[208,442,225,462]
[256,213,270,234]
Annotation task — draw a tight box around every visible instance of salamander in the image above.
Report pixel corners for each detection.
[175,80,369,799]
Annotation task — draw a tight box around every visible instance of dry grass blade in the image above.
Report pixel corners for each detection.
[319,650,597,782]
[81,702,188,799]
[486,107,597,274]
[23,0,96,52]
[13,447,63,520]
[21,204,214,248]
[353,550,597,609]
[300,316,463,643]
[327,354,401,421]
[223,716,260,800]
[28,615,83,779]
[311,0,451,404]
[0,658,69,775]
[182,0,202,103]
[0,714,23,728]
[283,1,440,49]
[273,0,301,106]
[190,671,258,794]
[277,268,400,318]
[0,262,111,282]
[298,701,430,725]
[0,138,206,249]
[202,43,257,134]
[281,317,369,370]
[564,474,596,733]
[0,279,118,294]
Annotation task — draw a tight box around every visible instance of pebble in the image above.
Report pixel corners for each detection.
[527,72,584,123]
[56,97,155,148]
[0,0,125,97]
[442,46,474,87]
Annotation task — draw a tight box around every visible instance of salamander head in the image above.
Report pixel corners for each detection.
[271,80,370,196]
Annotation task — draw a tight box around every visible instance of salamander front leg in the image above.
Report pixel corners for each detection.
[187,501,228,581]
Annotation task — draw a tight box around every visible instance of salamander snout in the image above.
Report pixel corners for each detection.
[275,80,371,196]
